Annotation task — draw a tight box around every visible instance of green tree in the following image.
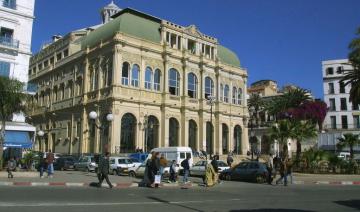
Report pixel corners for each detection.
[248,93,264,126]
[337,133,360,160]
[269,119,294,160]
[291,121,318,163]
[0,77,28,161]
[341,27,360,106]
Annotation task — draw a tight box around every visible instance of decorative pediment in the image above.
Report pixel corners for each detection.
[184,25,204,38]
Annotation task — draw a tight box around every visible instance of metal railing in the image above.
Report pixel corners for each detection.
[2,0,16,9]
[0,36,19,49]
[323,124,360,130]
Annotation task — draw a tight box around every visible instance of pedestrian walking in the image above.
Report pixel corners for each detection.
[266,154,274,185]
[141,153,153,187]
[7,157,16,178]
[181,155,191,184]
[276,158,288,186]
[168,160,177,183]
[211,156,219,183]
[159,154,167,178]
[39,151,47,178]
[97,152,113,189]
[286,158,293,184]
[46,150,55,178]
[226,154,234,167]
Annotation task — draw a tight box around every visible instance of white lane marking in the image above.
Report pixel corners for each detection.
[0,199,242,207]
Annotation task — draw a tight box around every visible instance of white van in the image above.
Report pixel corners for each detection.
[149,147,193,169]
[338,152,351,160]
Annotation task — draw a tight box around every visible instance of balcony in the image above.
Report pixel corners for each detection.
[2,0,16,10]
[0,36,19,49]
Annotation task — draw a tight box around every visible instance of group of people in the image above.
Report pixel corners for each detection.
[141,152,180,187]
[266,154,293,186]
[38,150,55,178]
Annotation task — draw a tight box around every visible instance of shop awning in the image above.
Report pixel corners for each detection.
[3,131,33,148]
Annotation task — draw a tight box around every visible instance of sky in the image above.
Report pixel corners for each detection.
[32,0,360,98]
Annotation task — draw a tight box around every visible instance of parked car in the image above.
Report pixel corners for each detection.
[128,163,170,178]
[74,156,97,172]
[54,156,77,171]
[129,158,142,168]
[109,157,138,175]
[219,161,269,183]
[190,160,229,176]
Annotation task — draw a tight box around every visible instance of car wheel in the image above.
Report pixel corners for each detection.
[129,171,136,178]
[225,174,232,181]
[255,175,265,184]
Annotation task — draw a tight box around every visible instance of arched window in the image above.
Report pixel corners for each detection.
[205,77,214,99]
[131,64,140,87]
[154,69,161,91]
[169,118,179,146]
[238,88,242,105]
[224,84,229,103]
[222,124,229,154]
[120,113,137,153]
[187,73,197,98]
[188,120,197,150]
[220,84,224,101]
[232,87,237,104]
[145,67,152,90]
[121,62,130,85]
[169,68,180,95]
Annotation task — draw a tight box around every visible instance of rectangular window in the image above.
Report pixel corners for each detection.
[67,122,72,138]
[76,121,81,138]
[329,98,336,111]
[340,98,347,111]
[328,83,334,94]
[50,57,54,65]
[354,116,360,129]
[44,60,49,68]
[353,103,359,111]
[3,0,16,9]
[339,82,346,93]
[0,27,18,48]
[0,61,10,77]
[56,53,62,61]
[63,49,69,57]
[187,39,196,54]
[330,116,336,129]
[341,115,348,129]
[38,63,43,71]
[326,67,334,75]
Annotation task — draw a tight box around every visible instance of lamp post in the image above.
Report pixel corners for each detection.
[89,111,114,153]
[37,130,45,151]
[207,95,216,158]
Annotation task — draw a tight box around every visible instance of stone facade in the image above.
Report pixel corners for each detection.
[28,6,249,155]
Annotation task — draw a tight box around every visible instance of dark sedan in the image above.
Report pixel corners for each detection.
[54,157,77,171]
[219,161,269,183]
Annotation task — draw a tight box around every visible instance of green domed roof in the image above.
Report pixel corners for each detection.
[82,9,161,49]
[218,45,241,67]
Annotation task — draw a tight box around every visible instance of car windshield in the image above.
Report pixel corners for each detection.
[130,158,140,163]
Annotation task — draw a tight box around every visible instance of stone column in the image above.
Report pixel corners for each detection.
[111,105,121,154]
[113,45,122,86]
[241,120,249,155]
[80,108,88,153]
[164,117,170,147]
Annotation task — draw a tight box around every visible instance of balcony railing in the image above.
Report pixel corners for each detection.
[2,0,16,9]
[0,36,19,49]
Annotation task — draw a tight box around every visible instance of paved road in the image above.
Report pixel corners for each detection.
[0,181,360,212]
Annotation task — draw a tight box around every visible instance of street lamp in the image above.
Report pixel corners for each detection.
[206,95,216,159]
[88,111,113,153]
[37,130,45,151]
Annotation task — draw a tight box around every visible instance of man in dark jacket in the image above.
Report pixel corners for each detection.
[181,155,191,183]
[98,152,113,189]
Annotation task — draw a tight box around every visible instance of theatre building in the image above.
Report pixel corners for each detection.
[28,2,249,155]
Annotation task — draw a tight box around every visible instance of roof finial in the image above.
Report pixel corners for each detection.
[101,0,121,24]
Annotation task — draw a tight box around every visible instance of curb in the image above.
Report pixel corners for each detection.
[0,181,197,188]
[292,181,360,185]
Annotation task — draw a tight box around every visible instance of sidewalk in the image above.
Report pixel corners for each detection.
[291,173,360,185]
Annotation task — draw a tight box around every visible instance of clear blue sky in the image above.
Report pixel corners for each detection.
[32,0,360,98]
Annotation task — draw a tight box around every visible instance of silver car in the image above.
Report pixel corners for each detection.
[74,156,97,172]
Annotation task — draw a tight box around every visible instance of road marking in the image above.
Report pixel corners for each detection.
[0,198,242,208]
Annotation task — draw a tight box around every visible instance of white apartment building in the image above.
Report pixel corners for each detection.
[0,0,36,157]
[319,59,360,151]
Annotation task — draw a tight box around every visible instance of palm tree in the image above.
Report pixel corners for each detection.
[248,93,264,126]
[341,27,360,106]
[337,134,360,160]
[291,121,318,163]
[269,119,294,160]
[0,77,28,161]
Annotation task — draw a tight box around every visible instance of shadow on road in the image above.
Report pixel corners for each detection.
[334,199,360,210]
[147,196,203,212]
[229,210,315,212]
